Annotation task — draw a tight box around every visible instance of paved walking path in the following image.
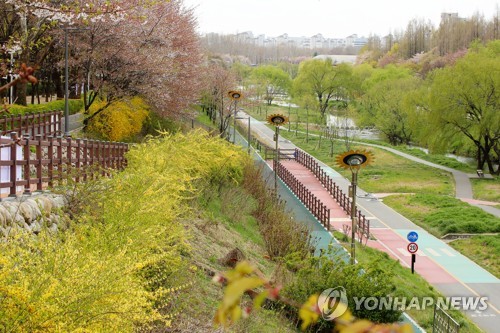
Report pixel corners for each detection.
[237,113,500,332]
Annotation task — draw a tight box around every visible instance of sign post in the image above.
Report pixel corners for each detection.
[407,234,419,274]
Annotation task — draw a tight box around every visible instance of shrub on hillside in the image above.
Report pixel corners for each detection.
[241,162,312,260]
[0,130,248,331]
[86,97,149,141]
[283,249,402,329]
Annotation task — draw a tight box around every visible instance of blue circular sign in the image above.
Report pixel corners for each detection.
[407,231,419,242]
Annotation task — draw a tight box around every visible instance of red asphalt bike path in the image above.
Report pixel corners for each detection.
[278,160,458,284]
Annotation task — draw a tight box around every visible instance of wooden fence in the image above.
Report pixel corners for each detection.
[274,160,331,230]
[294,148,370,240]
[1,111,62,138]
[1,132,129,198]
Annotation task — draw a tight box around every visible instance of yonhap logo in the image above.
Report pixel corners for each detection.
[317,286,348,320]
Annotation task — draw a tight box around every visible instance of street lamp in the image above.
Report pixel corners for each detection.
[336,150,373,264]
[267,114,289,195]
[228,90,242,143]
[64,27,89,137]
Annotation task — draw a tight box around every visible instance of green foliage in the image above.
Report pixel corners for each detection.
[231,61,253,83]
[449,235,500,278]
[0,130,249,332]
[141,111,182,137]
[86,96,149,141]
[7,99,83,115]
[251,65,292,105]
[361,76,423,144]
[426,40,500,172]
[383,194,500,236]
[361,64,413,91]
[292,59,354,117]
[283,247,402,328]
[471,177,500,202]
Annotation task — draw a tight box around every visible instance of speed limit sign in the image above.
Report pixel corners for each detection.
[407,242,418,254]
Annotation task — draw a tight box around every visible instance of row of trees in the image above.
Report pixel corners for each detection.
[363,11,499,61]
[1,0,203,122]
[200,40,499,175]
[200,10,499,65]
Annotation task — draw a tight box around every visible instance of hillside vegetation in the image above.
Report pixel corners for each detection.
[0,131,251,331]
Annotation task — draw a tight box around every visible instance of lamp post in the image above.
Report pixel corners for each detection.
[228,90,242,144]
[267,114,288,195]
[336,150,373,264]
[64,27,88,137]
[348,157,362,265]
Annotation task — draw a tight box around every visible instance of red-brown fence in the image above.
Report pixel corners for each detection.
[1,111,62,138]
[1,132,129,198]
[274,160,331,230]
[294,148,370,239]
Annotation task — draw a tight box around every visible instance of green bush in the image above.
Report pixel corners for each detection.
[283,247,402,329]
[8,99,83,115]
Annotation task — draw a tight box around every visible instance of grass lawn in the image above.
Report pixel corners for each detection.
[382,194,500,237]
[471,177,500,203]
[449,235,500,278]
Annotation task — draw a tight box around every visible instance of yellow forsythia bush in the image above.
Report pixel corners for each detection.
[0,130,248,332]
[87,96,149,141]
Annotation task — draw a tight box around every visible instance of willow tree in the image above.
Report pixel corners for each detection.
[292,59,353,119]
[250,65,291,105]
[428,40,500,174]
[363,76,423,145]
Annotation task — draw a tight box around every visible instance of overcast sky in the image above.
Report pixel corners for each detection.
[182,0,499,38]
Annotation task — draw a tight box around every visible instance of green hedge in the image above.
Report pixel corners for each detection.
[7,99,83,116]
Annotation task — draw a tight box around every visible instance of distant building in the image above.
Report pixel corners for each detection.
[345,34,368,47]
[313,54,357,64]
[231,31,367,50]
[440,12,466,23]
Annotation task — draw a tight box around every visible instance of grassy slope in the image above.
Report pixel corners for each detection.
[448,235,500,279]
[170,180,298,333]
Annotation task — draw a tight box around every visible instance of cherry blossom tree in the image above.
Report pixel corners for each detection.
[2,0,204,121]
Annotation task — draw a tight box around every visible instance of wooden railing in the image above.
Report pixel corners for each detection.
[1,111,62,138]
[274,160,331,230]
[294,149,370,240]
[1,133,129,197]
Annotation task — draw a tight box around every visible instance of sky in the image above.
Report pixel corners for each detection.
[182,0,499,38]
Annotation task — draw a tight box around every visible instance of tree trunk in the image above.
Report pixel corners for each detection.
[15,81,27,106]
[53,69,64,99]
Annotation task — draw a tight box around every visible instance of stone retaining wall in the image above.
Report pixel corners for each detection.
[0,194,67,236]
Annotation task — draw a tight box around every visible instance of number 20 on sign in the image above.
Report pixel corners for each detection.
[407,242,418,254]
